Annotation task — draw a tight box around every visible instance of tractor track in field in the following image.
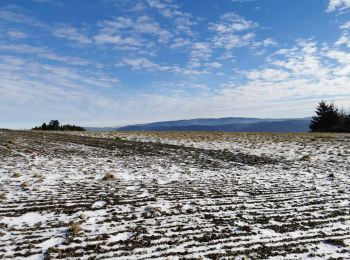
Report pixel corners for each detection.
[0,130,349,259]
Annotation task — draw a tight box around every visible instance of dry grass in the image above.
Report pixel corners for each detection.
[68,222,81,236]
[77,130,341,145]
[300,154,311,161]
[21,181,29,189]
[12,172,21,178]
[33,173,45,182]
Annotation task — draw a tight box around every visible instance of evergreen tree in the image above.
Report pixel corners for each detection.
[338,110,350,132]
[310,101,340,132]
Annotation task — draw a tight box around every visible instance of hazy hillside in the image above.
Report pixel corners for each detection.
[117,117,311,132]
[122,117,265,127]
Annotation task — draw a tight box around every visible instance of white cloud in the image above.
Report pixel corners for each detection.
[0,43,92,66]
[94,34,142,48]
[111,40,350,123]
[340,21,350,29]
[94,34,122,45]
[145,40,350,120]
[187,42,213,69]
[173,15,197,35]
[336,33,350,47]
[190,42,212,60]
[169,38,191,49]
[333,20,350,48]
[0,54,121,127]
[205,61,222,68]
[0,5,46,28]
[7,30,27,39]
[98,17,133,31]
[209,13,257,34]
[53,25,92,45]
[224,41,350,105]
[213,32,255,49]
[0,55,118,91]
[252,38,278,48]
[327,0,350,12]
[95,15,172,49]
[117,57,160,70]
[146,0,183,18]
[246,68,290,81]
[145,0,196,35]
[116,57,207,75]
[270,41,329,78]
[324,49,350,75]
[136,16,172,43]
[325,49,350,64]
[2,39,350,128]
[209,13,265,51]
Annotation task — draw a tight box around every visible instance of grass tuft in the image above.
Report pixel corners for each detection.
[68,222,81,236]
[21,181,29,189]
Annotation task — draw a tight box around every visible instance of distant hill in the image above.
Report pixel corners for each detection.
[117,117,312,132]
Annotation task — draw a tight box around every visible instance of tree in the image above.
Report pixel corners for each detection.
[310,101,340,132]
[48,120,60,130]
[32,120,85,131]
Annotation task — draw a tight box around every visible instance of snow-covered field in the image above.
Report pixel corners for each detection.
[0,130,349,259]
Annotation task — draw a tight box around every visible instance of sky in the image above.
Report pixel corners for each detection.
[1,0,350,128]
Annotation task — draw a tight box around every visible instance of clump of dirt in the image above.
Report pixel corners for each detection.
[102,172,116,181]
[323,239,347,247]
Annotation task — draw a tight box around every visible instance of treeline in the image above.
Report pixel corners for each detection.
[310,101,350,132]
[32,120,86,131]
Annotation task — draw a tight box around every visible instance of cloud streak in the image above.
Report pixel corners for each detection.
[327,0,350,12]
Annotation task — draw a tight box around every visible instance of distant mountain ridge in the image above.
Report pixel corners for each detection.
[117,117,312,132]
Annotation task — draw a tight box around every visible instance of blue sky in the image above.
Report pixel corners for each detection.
[1,0,350,128]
